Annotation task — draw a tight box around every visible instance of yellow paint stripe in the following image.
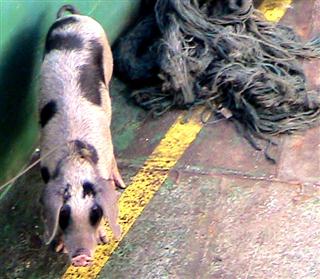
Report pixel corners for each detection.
[62,109,204,279]
[259,0,293,22]
[63,1,292,277]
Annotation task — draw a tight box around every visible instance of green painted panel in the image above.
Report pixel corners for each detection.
[0,1,141,185]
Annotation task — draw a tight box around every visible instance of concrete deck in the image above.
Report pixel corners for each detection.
[0,0,319,278]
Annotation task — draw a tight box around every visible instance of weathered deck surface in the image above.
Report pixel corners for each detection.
[99,1,320,278]
[0,0,319,278]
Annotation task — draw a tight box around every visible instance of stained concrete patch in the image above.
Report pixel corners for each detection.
[115,110,180,164]
[177,120,281,178]
[110,78,146,153]
[98,174,222,279]
[199,177,320,279]
[98,173,320,279]
[278,0,314,39]
[278,127,320,185]
[110,78,180,168]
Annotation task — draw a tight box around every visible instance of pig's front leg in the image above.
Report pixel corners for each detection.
[112,156,126,189]
[97,226,108,245]
[54,237,68,253]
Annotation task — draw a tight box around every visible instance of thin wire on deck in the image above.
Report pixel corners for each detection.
[0,144,63,192]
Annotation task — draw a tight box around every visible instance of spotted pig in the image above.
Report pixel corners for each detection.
[39,4,125,267]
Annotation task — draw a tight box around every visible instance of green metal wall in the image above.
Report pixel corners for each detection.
[0,0,141,185]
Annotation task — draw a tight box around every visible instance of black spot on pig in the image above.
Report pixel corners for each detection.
[47,16,78,39]
[73,139,99,164]
[40,100,57,127]
[59,204,71,230]
[40,166,50,183]
[73,139,86,150]
[45,33,84,54]
[85,144,98,164]
[83,181,96,198]
[89,204,103,226]
[44,16,79,58]
[79,40,105,105]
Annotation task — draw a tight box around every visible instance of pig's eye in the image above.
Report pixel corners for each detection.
[90,204,103,226]
[59,204,71,230]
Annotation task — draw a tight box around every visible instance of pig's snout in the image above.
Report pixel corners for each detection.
[71,248,92,267]
[72,254,92,267]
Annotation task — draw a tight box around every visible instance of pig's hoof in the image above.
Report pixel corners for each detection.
[113,224,122,241]
[112,170,126,189]
[98,228,108,244]
[115,180,126,189]
[71,255,93,267]
[55,240,67,253]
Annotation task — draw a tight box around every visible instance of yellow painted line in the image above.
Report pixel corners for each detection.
[259,0,293,22]
[62,1,292,277]
[62,109,204,279]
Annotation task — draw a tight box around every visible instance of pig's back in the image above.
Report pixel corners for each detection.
[39,14,114,177]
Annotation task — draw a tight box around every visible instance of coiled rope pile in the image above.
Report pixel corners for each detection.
[114,0,320,161]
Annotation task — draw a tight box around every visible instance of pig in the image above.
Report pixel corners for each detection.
[39,4,125,266]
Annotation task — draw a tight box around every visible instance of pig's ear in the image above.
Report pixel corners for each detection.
[40,185,64,244]
[95,178,121,240]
